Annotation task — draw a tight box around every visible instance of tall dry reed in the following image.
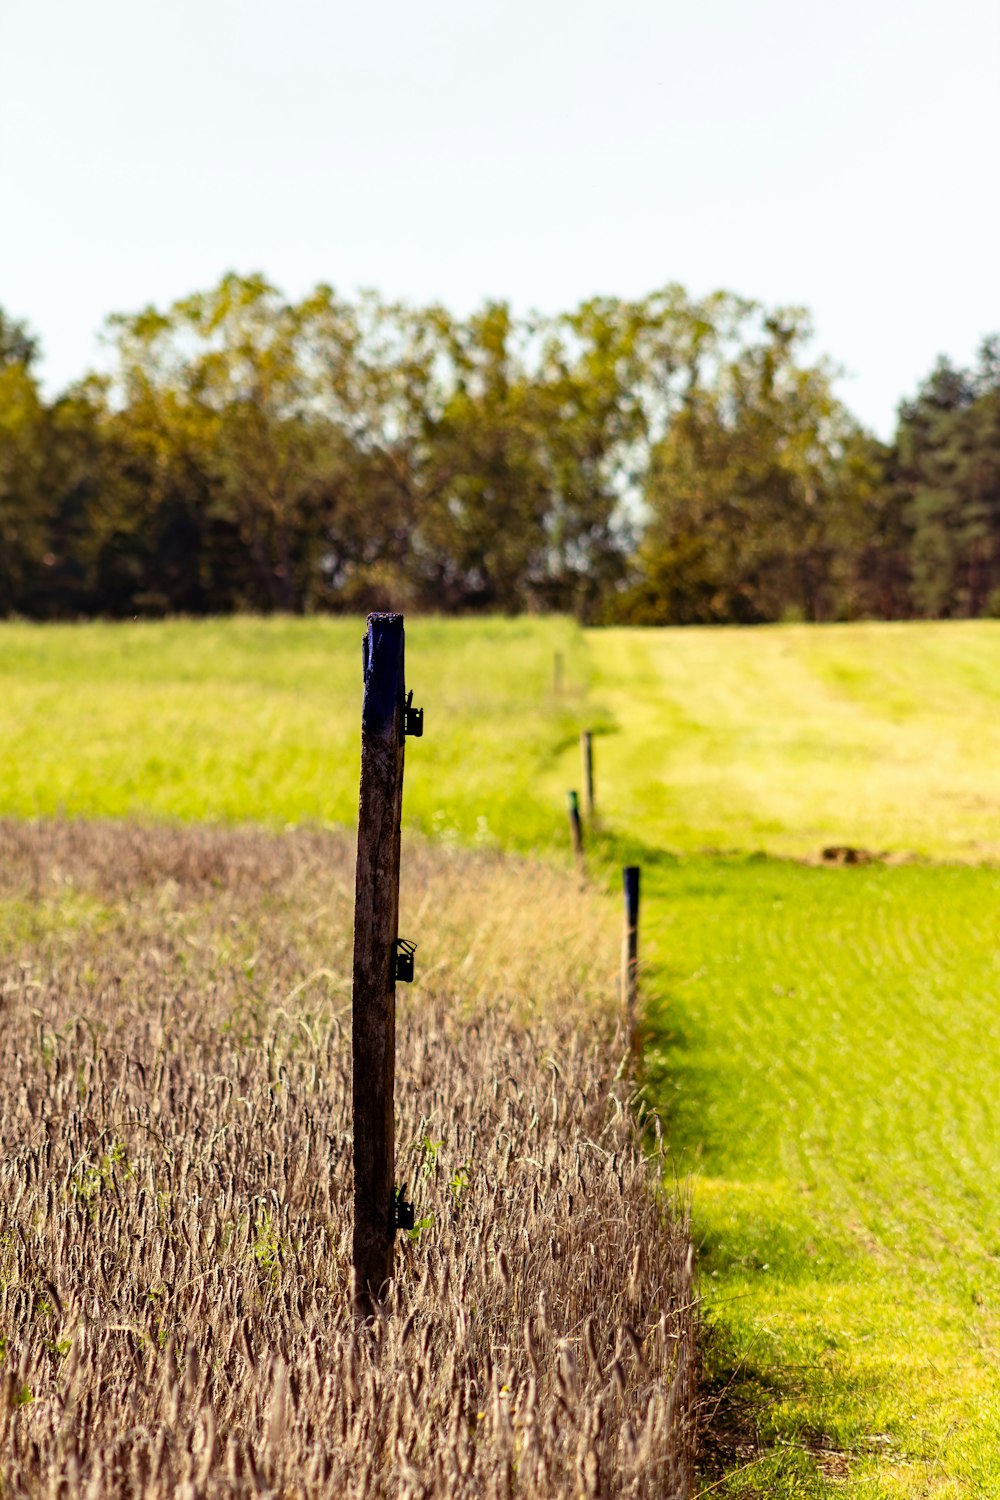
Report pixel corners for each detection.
[0,821,695,1497]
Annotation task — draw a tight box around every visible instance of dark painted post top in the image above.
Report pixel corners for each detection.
[362,612,406,742]
[624,865,640,924]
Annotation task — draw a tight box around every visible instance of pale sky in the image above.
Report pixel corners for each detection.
[3,0,998,437]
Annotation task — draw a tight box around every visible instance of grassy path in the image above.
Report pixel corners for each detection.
[640,859,1000,1496]
[583,625,1000,1496]
[587,622,1000,861]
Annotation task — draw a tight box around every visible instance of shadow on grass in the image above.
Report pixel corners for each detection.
[587,833,869,1496]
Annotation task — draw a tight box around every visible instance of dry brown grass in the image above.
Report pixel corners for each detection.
[0,822,695,1498]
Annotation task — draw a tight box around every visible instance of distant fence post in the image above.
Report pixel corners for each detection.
[567,790,584,868]
[581,730,595,820]
[554,650,564,696]
[352,612,406,1315]
[622,866,640,1043]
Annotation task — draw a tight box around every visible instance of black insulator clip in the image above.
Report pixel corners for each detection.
[393,1184,415,1232]
[404,690,424,738]
[394,937,417,984]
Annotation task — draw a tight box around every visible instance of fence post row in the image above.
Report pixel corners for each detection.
[352,611,408,1315]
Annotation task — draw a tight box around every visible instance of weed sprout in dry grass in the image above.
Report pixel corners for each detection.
[0,823,695,1497]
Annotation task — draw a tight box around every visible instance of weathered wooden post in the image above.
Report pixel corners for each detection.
[581,730,595,820]
[622,865,640,1042]
[352,612,410,1315]
[567,790,584,868]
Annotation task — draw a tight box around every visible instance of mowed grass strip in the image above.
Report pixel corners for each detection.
[642,858,1000,1497]
[582,625,1000,1494]
[588,622,1000,861]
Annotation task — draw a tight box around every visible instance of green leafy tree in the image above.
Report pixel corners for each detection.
[412,302,555,610]
[0,312,50,613]
[627,309,878,622]
[897,342,1000,617]
[106,275,327,612]
[9,279,991,625]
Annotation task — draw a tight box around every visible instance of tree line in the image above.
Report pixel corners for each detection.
[1,274,997,622]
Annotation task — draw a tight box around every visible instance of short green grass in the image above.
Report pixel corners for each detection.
[589,622,1000,862]
[641,858,1000,1497]
[3,615,1000,1495]
[583,623,1000,1495]
[0,615,595,849]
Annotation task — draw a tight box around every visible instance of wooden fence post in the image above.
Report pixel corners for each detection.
[581,730,595,820]
[622,865,640,1042]
[352,612,406,1314]
[567,790,584,867]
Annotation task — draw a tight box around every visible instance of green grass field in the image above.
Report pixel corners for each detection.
[645,859,1000,1496]
[3,615,1000,1496]
[590,622,1000,863]
[0,616,590,849]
